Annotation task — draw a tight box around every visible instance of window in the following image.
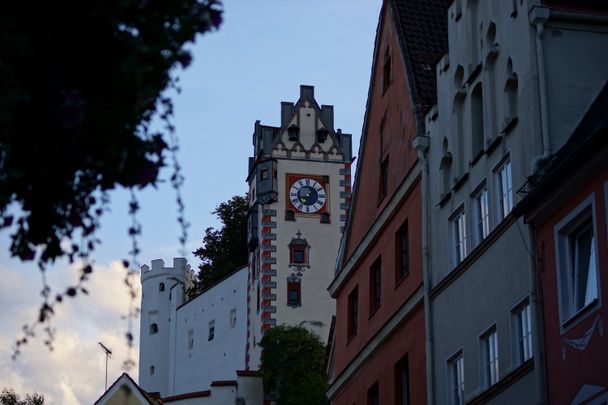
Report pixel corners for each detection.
[448,352,464,405]
[395,355,410,405]
[285,210,295,221]
[472,185,489,244]
[256,283,260,313]
[320,212,330,224]
[495,158,513,219]
[149,323,158,335]
[150,366,155,375]
[450,207,467,266]
[230,309,237,329]
[316,128,328,143]
[471,83,484,159]
[287,280,301,307]
[188,329,194,350]
[289,234,309,266]
[159,282,165,292]
[370,257,382,314]
[293,249,305,264]
[208,320,215,341]
[513,301,532,364]
[555,201,600,326]
[367,381,379,405]
[481,327,499,387]
[383,48,392,94]
[396,221,409,282]
[379,156,389,199]
[348,287,358,340]
[260,168,269,180]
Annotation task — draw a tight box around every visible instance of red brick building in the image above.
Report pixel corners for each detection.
[327,1,448,404]
[515,84,608,403]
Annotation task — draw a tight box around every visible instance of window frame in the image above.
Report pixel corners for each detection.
[480,326,499,388]
[208,320,215,341]
[347,286,359,341]
[395,220,410,284]
[494,156,513,220]
[554,195,601,331]
[511,298,533,365]
[287,280,301,307]
[449,205,467,268]
[367,381,380,405]
[369,256,382,315]
[395,355,410,405]
[472,183,490,245]
[447,350,464,405]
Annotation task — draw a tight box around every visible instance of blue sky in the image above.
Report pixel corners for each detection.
[0,1,381,403]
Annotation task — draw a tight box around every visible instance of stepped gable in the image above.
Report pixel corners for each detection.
[391,0,449,117]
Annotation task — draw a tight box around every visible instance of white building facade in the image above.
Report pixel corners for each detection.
[138,259,249,398]
[245,85,353,369]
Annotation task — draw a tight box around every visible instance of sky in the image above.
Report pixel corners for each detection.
[0,1,381,403]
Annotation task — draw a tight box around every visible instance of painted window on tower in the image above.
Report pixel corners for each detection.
[288,231,310,267]
[287,279,301,307]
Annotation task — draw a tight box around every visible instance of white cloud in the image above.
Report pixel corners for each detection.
[0,261,140,404]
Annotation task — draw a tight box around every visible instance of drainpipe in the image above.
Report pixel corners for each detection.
[530,7,551,173]
[413,135,434,405]
[527,225,548,405]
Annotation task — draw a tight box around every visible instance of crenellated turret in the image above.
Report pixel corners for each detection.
[138,257,192,397]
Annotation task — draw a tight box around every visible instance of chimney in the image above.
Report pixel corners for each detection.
[281,102,294,128]
[321,105,334,131]
[300,85,314,101]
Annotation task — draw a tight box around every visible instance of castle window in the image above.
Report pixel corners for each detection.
[287,124,299,141]
[285,210,295,221]
[287,280,301,307]
[256,283,260,313]
[288,232,309,266]
[320,213,330,224]
[159,282,165,292]
[208,320,215,341]
[149,323,158,335]
[230,308,237,329]
[316,128,328,143]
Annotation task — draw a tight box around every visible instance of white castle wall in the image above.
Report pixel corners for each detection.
[170,266,248,396]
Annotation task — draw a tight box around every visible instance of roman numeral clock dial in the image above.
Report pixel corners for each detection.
[289,177,327,214]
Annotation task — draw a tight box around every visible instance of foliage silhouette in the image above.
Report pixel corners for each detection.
[260,325,328,405]
[191,195,248,294]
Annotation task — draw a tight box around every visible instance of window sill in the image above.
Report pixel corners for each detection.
[452,172,469,192]
[560,298,600,334]
[377,192,387,207]
[437,191,452,207]
[395,272,409,289]
[368,305,381,320]
[347,333,357,345]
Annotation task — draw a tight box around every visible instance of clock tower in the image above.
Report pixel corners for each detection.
[245,85,352,369]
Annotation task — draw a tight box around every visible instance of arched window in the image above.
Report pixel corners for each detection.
[504,58,519,133]
[159,282,165,292]
[150,323,158,335]
[471,83,484,159]
[440,138,453,198]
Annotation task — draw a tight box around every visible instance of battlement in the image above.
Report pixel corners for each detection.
[141,257,192,283]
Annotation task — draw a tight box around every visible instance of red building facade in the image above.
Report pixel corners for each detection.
[327,1,447,404]
[516,85,608,403]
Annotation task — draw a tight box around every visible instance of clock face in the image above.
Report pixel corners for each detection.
[289,178,326,213]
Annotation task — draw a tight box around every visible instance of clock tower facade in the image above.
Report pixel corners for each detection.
[245,85,352,369]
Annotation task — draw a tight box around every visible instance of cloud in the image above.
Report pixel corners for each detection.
[0,261,140,404]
